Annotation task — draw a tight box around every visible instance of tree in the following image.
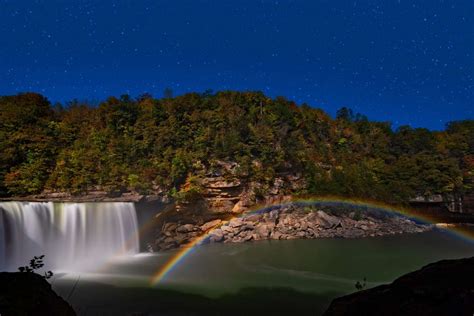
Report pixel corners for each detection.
[163,87,173,99]
[336,107,354,122]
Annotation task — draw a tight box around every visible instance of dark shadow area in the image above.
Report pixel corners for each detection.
[324,256,474,316]
[54,280,341,316]
[0,272,76,316]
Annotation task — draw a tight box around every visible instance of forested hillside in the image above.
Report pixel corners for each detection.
[0,91,472,206]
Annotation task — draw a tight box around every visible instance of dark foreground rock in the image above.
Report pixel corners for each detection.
[154,204,431,251]
[0,272,76,316]
[323,257,474,316]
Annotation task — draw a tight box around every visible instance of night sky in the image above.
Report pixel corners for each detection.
[1,1,472,130]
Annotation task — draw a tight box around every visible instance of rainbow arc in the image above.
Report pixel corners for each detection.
[149,196,474,286]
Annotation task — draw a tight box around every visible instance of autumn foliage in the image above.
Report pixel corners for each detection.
[0,91,472,205]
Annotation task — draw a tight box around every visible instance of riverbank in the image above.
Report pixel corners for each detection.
[153,205,431,251]
[3,192,473,226]
[0,191,161,203]
[323,256,474,316]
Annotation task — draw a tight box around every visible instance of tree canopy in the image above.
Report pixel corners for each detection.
[0,91,472,205]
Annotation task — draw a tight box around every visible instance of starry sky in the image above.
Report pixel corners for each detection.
[1,1,472,130]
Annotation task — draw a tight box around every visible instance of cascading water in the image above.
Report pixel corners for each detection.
[0,201,139,271]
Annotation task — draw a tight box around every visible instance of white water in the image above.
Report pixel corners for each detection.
[0,202,139,271]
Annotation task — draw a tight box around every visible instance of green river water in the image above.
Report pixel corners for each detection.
[52,228,474,315]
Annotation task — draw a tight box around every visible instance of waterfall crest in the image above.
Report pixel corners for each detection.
[0,202,139,271]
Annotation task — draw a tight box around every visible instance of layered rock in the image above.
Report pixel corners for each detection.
[174,160,305,216]
[201,176,243,214]
[153,205,431,251]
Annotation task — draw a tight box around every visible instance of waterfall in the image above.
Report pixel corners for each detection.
[0,202,139,272]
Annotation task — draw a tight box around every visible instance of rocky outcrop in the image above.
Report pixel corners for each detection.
[323,257,474,316]
[200,175,243,214]
[153,205,431,251]
[174,160,307,215]
[0,272,76,316]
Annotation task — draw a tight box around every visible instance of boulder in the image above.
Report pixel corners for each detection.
[201,219,222,231]
[241,223,256,231]
[243,214,261,222]
[317,211,341,229]
[242,234,253,241]
[163,222,178,233]
[221,225,234,233]
[174,234,190,244]
[255,224,272,239]
[231,200,247,213]
[209,229,224,242]
[176,224,196,233]
[231,236,243,243]
[271,231,282,240]
[163,237,176,243]
[228,218,244,228]
[296,231,306,237]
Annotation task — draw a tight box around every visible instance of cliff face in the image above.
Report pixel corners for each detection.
[174,160,307,217]
[0,272,76,316]
[323,257,474,316]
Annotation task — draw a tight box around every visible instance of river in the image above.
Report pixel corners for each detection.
[51,229,474,315]
[2,201,473,315]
